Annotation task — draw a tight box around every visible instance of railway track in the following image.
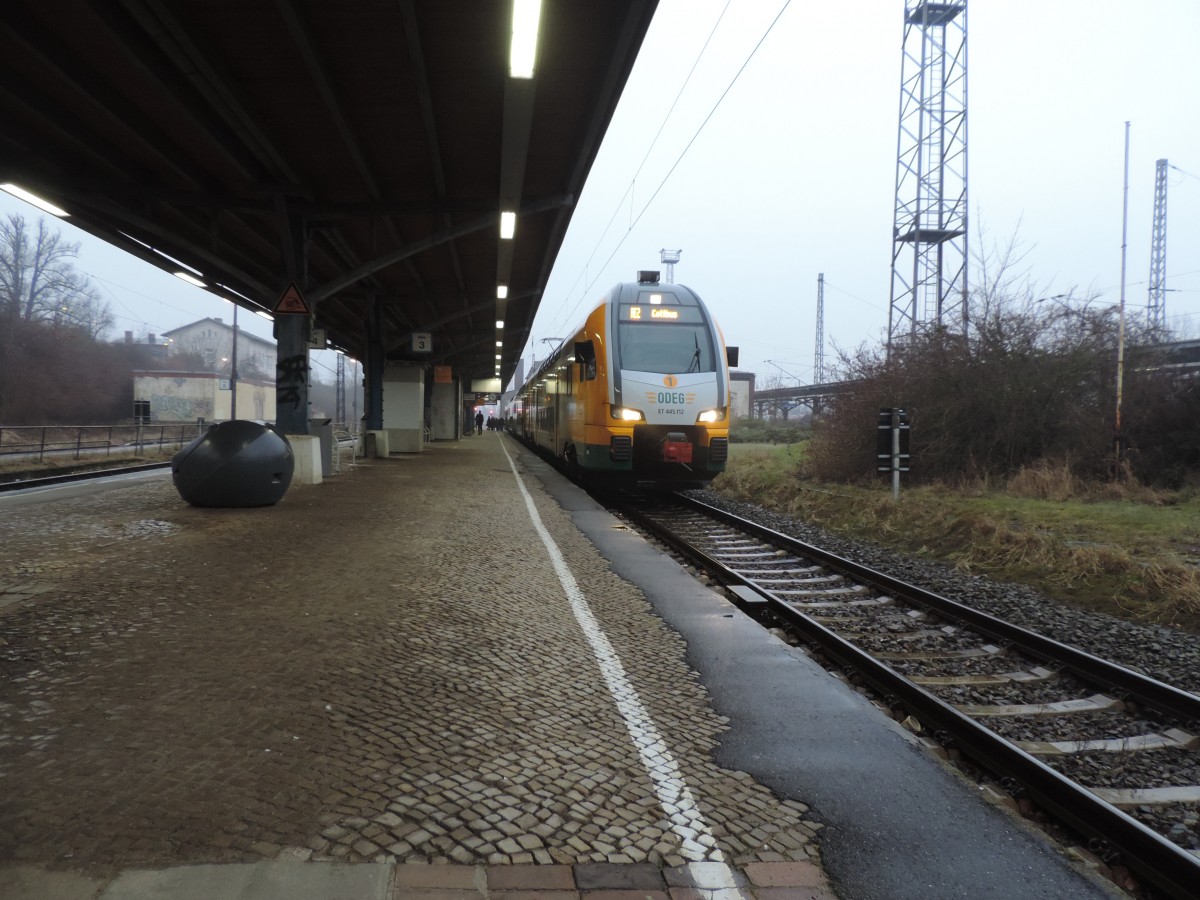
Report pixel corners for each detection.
[0,462,171,491]
[613,491,1200,900]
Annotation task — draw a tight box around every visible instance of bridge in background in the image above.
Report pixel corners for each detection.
[748,337,1200,421]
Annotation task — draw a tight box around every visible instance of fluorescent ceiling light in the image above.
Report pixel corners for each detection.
[154,248,203,277]
[0,184,69,217]
[496,320,504,329]
[216,282,255,303]
[496,341,503,347]
[500,211,516,239]
[118,231,152,249]
[174,272,207,288]
[496,285,508,299]
[496,354,502,360]
[254,310,274,321]
[509,0,542,78]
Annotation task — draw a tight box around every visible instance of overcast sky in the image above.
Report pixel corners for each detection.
[529,0,1200,385]
[3,0,1198,392]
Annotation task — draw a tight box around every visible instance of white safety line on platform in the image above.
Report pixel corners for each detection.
[500,441,746,893]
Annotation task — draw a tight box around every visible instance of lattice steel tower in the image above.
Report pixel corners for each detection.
[814,273,825,384]
[1148,158,1168,333]
[660,249,681,284]
[889,1,968,350]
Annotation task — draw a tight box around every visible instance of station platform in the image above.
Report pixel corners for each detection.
[0,433,1119,899]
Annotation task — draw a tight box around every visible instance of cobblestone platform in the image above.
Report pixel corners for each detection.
[0,435,835,899]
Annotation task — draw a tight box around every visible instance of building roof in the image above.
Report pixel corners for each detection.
[0,1,659,384]
[161,318,276,351]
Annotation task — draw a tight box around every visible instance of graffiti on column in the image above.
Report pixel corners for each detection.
[277,354,309,410]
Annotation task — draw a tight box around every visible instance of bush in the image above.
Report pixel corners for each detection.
[730,418,810,444]
[805,296,1191,487]
[0,318,135,423]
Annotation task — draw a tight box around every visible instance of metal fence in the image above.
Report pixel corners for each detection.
[0,424,202,465]
[331,427,359,474]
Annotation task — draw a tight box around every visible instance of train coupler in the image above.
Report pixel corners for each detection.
[661,433,693,464]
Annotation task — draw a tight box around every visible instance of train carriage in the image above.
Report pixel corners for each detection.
[516,271,737,489]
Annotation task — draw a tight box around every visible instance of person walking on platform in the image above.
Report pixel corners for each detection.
[475,411,483,435]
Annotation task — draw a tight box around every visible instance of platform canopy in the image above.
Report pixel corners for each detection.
[0,0,658,384]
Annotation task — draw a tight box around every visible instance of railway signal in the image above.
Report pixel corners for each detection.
[877,407,910,498]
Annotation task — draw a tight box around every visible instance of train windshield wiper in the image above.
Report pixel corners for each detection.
[686,333,701,373]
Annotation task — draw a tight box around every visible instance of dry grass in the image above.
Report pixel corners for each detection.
[1003,460,1174,504]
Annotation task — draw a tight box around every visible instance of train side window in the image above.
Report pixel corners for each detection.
[575,340,597,381]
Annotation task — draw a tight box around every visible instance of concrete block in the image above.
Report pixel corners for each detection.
[100,864,257,899]
[99,861,392,900]
[0,866,105,900]
[289,434,323,485]
[246,860,391,899]
[364,430,389,457]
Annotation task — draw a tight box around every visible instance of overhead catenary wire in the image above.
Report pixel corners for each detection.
[92,276,199,335]
[1168,163,1200,183]
[823,278,887,311]
[92,272,276,346]
[1089,266,1200,298]
[551,0,794,338]
[554,0,735,328]
[575,0,794,305]
[93,268,356,385]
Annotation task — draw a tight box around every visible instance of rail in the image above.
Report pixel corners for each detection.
[616,493,1200,900]
[0,424,202,464]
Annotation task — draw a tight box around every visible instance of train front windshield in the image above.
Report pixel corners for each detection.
[617,302,716,375]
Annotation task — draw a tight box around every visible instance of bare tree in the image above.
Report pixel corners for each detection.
[806,285,1191,486]
[0,213,112,336]
[969,211,1036,321]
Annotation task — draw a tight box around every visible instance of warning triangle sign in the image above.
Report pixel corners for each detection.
[273,282,310,315]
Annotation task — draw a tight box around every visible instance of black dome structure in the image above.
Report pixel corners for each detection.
[172,421,294,508]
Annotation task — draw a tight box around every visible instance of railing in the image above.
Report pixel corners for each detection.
[0,424,202,465]
[331,427,359,474]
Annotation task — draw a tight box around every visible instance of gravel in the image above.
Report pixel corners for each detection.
[688,489,1200,858]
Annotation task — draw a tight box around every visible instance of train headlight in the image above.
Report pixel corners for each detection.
[612,406,644,422]
[697,408,726,423]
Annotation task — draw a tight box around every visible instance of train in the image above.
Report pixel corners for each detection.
[513,271,737,490]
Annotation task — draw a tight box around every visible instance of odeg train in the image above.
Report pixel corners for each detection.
[514,271,737,489]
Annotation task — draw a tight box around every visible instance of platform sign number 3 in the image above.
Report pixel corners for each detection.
[412,332,432,353]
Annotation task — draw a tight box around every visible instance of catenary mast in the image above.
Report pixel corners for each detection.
[660,249,681,284]
[888,1,968,351]
[1148,158,1168,334]
[814,273,825,385]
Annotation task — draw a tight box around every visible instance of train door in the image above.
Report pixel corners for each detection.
[560,356,573,458]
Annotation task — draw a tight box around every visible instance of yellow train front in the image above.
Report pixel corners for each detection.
[517,272,736,490]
